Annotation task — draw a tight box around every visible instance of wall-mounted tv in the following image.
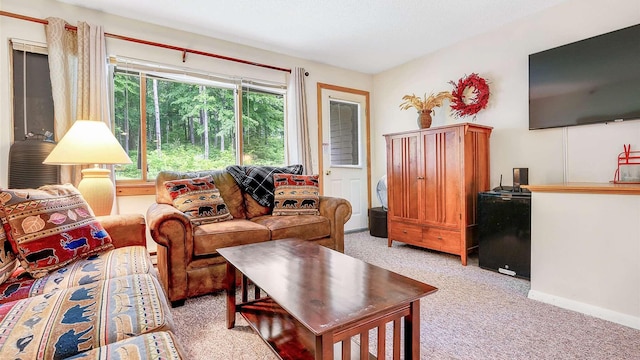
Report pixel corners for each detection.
[529,24,640,130]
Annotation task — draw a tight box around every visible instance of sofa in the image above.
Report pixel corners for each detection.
[147,167,352,306]
[0,184,186,359]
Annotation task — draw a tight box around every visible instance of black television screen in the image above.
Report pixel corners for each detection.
[529,24,640,130]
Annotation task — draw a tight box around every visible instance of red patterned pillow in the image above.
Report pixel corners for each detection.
[272,174,320,216]
[164,175,232,225]
[0,184,114,278]
[0,220,18,285]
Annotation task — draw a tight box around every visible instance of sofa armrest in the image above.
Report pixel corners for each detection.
[146,203,193,248]
[318,196,352,252]
[146,203,194,303]
[97,213,146,248]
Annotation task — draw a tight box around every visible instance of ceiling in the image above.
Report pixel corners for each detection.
[56,0,570,74]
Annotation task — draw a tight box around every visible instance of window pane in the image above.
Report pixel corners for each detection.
[111,58,287,182]
[329,100,360,166]
[145,78,237,179]
[12,50,54,141]
[114,71,142,180]
[242,87,285,166]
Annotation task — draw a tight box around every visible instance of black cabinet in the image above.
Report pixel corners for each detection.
[477,191,531,280]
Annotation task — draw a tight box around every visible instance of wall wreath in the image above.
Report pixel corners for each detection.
[449,73,490,118]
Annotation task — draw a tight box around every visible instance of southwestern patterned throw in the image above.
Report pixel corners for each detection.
[272,174,320,216]
[63,331,185,359]
[0,273,173,359]
[0,184,113,278]
[0,246,153,305]
[0,224,18,285]
[164,175,233,225]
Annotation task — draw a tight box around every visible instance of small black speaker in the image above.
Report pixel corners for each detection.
[513,168,529,191]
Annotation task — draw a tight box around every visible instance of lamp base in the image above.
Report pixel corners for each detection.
[77,167,114,216]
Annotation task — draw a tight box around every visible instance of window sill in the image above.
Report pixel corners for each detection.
[116,182,155,196]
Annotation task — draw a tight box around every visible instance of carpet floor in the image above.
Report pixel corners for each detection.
[171,231,640,359]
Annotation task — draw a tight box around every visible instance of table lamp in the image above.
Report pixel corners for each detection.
[43,120,132,216]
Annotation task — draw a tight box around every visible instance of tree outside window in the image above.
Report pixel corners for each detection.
[111,63,286,182]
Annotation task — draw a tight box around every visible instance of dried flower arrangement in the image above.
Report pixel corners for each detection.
[399,91,454,113]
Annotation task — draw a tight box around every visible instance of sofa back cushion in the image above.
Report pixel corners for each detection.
[156,170,246,219]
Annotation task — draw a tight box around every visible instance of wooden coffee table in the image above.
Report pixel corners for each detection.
[218,239,437,360]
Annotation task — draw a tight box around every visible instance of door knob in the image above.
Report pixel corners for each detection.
[325,170,331,175]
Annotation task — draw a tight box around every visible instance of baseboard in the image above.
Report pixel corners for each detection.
[345,228,368,234]
[528,289,640,330]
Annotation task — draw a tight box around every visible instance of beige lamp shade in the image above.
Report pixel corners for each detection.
[43,120,132,165]
[43,120,131,216]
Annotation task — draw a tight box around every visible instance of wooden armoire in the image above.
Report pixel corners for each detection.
[384,123,492,265]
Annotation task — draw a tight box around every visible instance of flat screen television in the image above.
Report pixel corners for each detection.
[529,24,640,130]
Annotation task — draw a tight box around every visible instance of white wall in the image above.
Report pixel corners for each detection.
[369,0,640,328]
[529,191,640,329]
[0,0,373,236]
[371,0,640,200]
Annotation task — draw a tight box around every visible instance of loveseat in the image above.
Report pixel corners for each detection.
[0,185,186,359]
[147,167,352,306]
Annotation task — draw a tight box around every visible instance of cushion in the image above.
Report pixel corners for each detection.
[210,171,247,219]
[156,170,247,219]
[0,246,154,304]
[0,221,18,285]
[192,219,270,256]
[164,175,233,225]
[63,331,187,360]
[272,174,320,215]
[0,273,173,359]
[0,184,114,278]
[252,214,330,240]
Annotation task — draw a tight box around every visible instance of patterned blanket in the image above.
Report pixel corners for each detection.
[226,165,303,207]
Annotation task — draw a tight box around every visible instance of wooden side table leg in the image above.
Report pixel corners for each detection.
[226,262,237,329]
[242,274,248,302]
[404,300,420,359]
[315,333,333,360]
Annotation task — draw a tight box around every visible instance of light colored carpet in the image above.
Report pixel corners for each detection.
[171,231,640,359]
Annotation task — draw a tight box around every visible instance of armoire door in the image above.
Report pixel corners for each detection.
[421,127,461,228]
[386,132,422,223]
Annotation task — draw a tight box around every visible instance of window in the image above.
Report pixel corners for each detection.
[329,99,360,167]
[11,40,54,141]
[242,86,286,166]
[110,58,287,182]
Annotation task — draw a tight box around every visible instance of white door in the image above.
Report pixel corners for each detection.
[318,84,370,232]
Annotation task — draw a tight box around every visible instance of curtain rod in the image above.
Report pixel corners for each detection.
[0,10,292,73]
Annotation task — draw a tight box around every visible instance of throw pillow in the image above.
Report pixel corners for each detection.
[0,219,18,285]
[164,175,233,225]
[272,174,320,216]
[0,184,114,278]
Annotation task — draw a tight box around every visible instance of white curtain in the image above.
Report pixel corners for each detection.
[45,17,77,184]
[46,18,114,212]
[75,22,110,127]
[286,67,313,174]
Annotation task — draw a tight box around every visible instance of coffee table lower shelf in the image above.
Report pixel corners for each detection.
[239,297,376,360]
